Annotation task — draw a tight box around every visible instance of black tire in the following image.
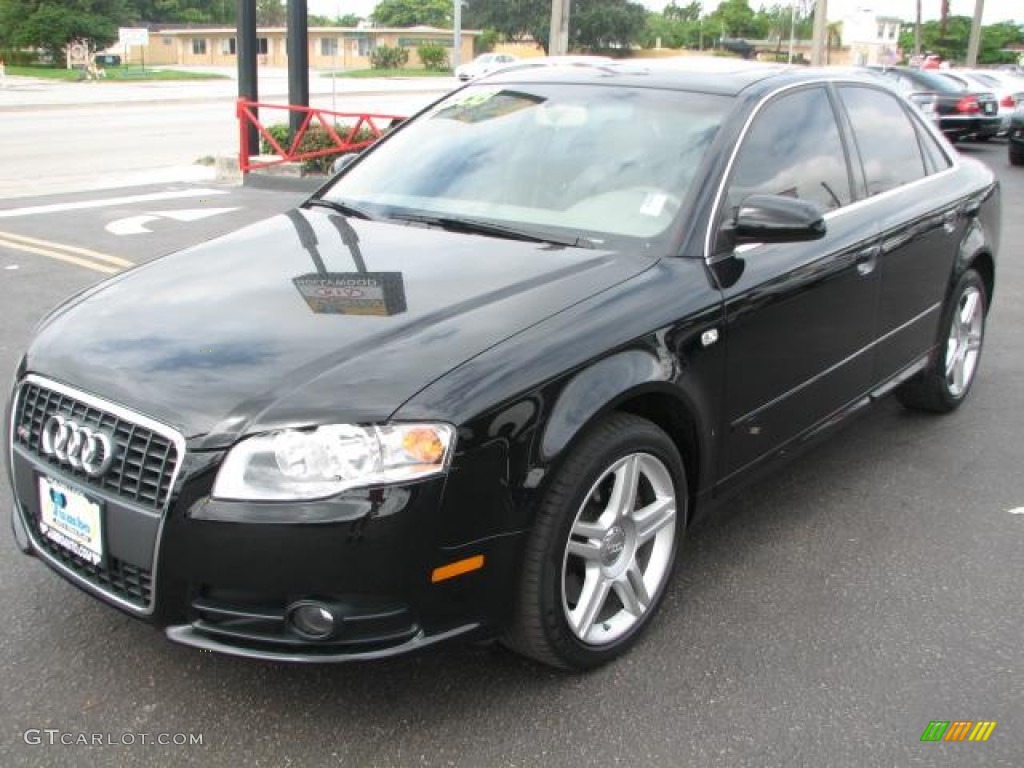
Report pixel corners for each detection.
[896,268,987,413]
[504,413,687,670]
[1010,143,1024,167]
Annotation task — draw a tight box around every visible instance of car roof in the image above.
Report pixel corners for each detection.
[481,56,887,97]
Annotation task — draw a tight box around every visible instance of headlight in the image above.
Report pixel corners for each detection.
[212,423,455,501]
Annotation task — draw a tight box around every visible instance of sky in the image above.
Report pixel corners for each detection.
[307,0,1021,25]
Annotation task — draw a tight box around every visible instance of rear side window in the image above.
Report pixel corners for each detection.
[726,87,852,214]
[916,121,953,174]
[839,86,927,196]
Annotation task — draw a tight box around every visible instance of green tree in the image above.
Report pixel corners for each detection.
[463,0,548,42]
[664,1,700,23]
[371,0,451,28]
[898,16,1023,64]
[257,0,285,26]
[642,12,701,49]
[126,1,233,23]
[706,0,766,40]
[572,0,647,52]
[0,0,130,62]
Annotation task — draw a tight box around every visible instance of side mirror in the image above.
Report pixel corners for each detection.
[729,194,826,245]
[331,152,360,175]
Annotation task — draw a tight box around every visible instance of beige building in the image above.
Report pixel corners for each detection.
[138,25,477,69]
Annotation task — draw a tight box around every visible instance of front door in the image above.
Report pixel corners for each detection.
[711,85,881,482]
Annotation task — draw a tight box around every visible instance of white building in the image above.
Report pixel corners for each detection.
[842,8,902,66]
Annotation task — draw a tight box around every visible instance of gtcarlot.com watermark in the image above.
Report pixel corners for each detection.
[24,729,203,747]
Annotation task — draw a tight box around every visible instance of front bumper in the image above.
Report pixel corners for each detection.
[7,376,524,662]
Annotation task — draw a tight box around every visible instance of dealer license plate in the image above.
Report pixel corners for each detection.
[37,476,104,565]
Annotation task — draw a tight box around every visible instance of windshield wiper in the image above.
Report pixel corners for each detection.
[303,198,375,220]
[387,212,592,249]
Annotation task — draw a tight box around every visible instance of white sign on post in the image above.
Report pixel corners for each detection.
[118,28,150,47]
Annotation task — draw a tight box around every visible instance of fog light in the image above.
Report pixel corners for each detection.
[287,601,336,639]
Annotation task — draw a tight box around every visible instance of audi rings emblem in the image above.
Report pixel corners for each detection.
[40,415,115,477]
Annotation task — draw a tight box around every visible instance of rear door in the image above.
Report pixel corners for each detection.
[835,85,961,382]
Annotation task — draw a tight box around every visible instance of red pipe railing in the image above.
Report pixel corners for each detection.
[237,99,406,172]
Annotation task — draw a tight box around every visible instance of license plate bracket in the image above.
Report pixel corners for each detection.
[37,475,105,566]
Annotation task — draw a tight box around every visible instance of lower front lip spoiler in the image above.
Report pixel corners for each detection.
[11,502,33,554]
[165,622,480,663]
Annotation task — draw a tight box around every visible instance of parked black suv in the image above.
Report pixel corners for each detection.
[6,60,1001,670]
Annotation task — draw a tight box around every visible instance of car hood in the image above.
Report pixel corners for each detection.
[26,208,654,448]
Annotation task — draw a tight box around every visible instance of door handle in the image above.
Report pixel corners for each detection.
[855,246,879,277]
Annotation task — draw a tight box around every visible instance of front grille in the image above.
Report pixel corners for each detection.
[14,381,178,510]
[36,534,152,608]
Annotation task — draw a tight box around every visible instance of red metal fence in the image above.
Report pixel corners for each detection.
[237,99,406,173]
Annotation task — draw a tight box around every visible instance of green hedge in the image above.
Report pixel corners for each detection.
[260,123,379,173]
[416,44,449,71]
[370,45,409,70]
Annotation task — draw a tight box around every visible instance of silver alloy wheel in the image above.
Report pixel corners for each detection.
[945,284,984,398]
[561,452,677,645]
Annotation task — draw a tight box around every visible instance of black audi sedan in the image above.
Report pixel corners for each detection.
[867,65,1002,142]
[5,60,1000,670]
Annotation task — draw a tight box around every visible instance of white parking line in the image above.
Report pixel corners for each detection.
[0,188,228,219]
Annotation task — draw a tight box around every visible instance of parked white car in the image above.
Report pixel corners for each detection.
[455,53,519,81]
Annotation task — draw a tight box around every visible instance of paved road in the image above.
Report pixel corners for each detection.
[0,143,1021,767]
[0,71,452,199]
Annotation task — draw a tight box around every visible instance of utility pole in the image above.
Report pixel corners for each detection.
[966,0,985,66]
[788,0,796,65]
[810,0,827,66]
[549,0,570,56]
[287,0,310,141]
[237,0,258,159]
[914,0,922,56]
[453,0,462,70]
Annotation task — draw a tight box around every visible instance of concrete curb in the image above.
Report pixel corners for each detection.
[241,173,327,194]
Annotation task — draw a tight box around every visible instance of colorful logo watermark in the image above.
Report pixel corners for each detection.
[921,720,997,742]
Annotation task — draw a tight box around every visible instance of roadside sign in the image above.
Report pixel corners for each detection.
[68,40,90,68]
[118,28,150,47]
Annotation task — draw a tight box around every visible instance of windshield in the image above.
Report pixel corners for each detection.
[322,82,729,251]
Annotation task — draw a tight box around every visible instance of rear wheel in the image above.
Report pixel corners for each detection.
[896,268,987,412]
[505,413,686,670]
[1010,142,1024,166]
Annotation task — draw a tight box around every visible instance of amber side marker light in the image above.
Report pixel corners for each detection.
[431,555,485,583]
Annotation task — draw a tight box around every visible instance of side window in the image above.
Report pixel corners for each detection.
[840,86,927,196]
[725,87,852,216]
[915,121,953,174]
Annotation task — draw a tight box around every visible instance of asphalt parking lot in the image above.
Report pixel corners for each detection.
[0,143,1021,767]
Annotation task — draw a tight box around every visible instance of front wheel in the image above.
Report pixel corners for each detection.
[505,413,686,670]
[896,268,987,412]
[1010,143,1024,167]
